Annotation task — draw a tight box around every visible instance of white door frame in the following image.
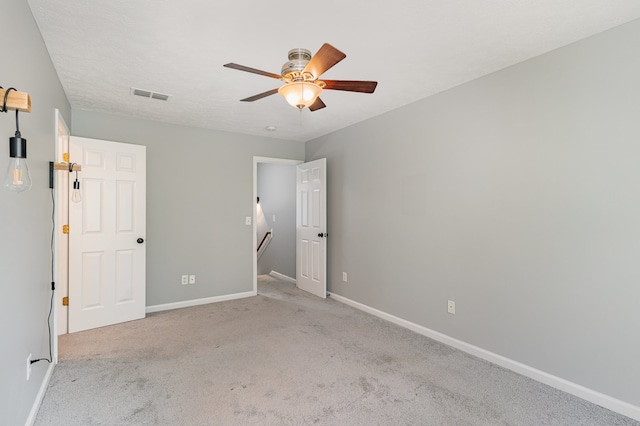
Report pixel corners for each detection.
[52,108,70,361]
[252,156,303,294]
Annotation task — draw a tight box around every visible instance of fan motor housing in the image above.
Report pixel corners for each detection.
[281,48,312,77]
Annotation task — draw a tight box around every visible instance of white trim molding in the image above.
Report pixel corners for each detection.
[146,291,255,314]
[268,270,296,284]
[26,362,55,426]
[328,291,640,422]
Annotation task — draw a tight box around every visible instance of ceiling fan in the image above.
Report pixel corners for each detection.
[224,43,377,111]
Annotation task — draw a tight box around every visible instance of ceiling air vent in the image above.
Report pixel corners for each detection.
[151,92,170,101]
[130,87,170,101]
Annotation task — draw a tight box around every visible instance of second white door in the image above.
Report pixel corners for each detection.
[296,158,327,298]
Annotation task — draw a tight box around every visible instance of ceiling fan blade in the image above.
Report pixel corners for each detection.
[302,43,346,79]
[240,88,279,102]
[323,80,378,93]
[309,97,326,111]
[223,63,282,80]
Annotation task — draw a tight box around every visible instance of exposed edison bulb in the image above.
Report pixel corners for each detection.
[4,157,32,192]
[71,178,82,203]
[5,112,32,193]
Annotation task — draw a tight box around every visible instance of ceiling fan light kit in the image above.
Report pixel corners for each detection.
[278,82,323,110]
[224,43,377,111]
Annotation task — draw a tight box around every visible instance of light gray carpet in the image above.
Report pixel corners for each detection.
[36,275,637,425]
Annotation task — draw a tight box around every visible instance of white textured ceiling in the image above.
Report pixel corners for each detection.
[27,0,640,142]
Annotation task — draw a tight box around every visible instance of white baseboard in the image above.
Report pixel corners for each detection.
[25,361,55,426]
[328,291,640,422]
[268,271,296,284]
[145,291,256,313]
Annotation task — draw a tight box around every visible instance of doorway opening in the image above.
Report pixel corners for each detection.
[252,157,302,294]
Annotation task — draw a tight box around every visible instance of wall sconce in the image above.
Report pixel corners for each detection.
[2,87,32,193]
[49,162,82,196]
[71,167,81,203]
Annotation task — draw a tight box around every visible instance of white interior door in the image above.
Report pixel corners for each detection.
[69,137,146,333]
[296,158,327,298]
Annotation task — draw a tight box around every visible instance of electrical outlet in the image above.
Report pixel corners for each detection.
[189,275,196,284]
[342,272,348,282]
[181,275,188,285]
[447,300,456,315]
[272,215,276,222]
[245,216,252,225]
[27,354,32,380]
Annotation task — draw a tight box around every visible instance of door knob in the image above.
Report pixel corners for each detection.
[317,233,328,238]
[137,238,144,244]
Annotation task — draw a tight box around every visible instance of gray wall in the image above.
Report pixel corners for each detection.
[72,110,304,306]
[0,1,72,424]
[306,19,640,407]
[257,163,296,278]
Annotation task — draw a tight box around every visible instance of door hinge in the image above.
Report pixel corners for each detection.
[62,225,69,234]
[63,153,70,162]
[62,297,69,306]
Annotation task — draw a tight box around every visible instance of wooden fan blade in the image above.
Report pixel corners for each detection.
[224,63,282,80]
[309,97,326,111]
[323,80,378,93]
[240,88,279,102]
[302,43,346,79]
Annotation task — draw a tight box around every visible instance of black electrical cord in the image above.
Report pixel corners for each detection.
[31,188,56,365]
[31,291,54,365]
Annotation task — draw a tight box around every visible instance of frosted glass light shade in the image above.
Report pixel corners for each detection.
[278,82,322,110]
